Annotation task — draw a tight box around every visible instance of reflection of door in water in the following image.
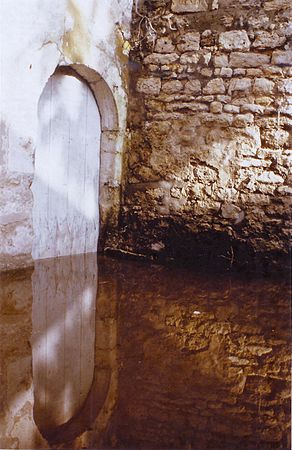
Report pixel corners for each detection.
[32,254,97,433]
[32,72,101,259]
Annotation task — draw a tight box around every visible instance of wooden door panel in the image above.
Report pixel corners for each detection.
[32,73,101,259]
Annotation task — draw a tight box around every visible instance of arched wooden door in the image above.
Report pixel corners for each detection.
[32,71,101,259]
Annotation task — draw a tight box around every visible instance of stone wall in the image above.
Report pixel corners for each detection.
[113,0,291,270]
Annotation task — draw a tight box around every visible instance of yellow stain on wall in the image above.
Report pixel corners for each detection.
[63,0,90,63]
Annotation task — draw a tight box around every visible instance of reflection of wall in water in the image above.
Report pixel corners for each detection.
[106,259,291,450]
[0,269,49,449]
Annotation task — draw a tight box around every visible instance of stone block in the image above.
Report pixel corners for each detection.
[233,113,254,127]
[239,158,269,167]
[277,185,292,195]
[219,31,251,51]
[233,68,246,76]
[160,65,175,73]
[224,104,240,113]
[281,105,292,116]
[247,345,273,356]
[217,95,231,103]
[155,37,175,54]
[144,53,179,65]
[263,0,291,10]
[197,95,215,102]
[213,54,229,67]
[252,31,286,49]
[177,32,200,52]
[162,80,183,94]
[246,68,263,77]
[277,79,292,94]
[210,101,223,113]
[228,78,252,94]
[203,78,225,94]
[230,52,270,68]
[263,66,284,77]
[253,78,275,95]
[180,53,200,65]
[184,79,202,94]
[220,67,233,77]
[186,66,197,73]
[201,113,233,127]
[221,203,243,220]
[136,77,161,95]
[232,97,254,106]
[148,64,159,72]
[171,0,208,13]
[241,104,264,114]
[201,68,213,77]
[271,50,292,66]
[257,171,284,183]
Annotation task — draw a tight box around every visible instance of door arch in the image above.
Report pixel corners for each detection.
[32,65,120,260]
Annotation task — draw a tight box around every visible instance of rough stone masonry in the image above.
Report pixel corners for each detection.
[109,0,292,271]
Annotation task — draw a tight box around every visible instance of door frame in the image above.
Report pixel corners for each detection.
[34,64,121,255]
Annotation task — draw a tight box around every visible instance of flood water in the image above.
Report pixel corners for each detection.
[0,254,291,450]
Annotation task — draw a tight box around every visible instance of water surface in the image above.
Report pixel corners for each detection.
[0,255,290,449]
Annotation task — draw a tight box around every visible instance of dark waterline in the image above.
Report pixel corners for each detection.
[0,254,291,450]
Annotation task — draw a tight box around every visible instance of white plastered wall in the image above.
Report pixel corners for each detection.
[0,0,133,270]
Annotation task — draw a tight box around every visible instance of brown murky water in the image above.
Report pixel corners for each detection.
[0,255,291,450]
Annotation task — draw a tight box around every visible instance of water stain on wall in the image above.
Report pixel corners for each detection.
[63,0,90,63]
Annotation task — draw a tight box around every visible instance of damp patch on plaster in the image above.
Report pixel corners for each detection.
[62,0,90,63]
